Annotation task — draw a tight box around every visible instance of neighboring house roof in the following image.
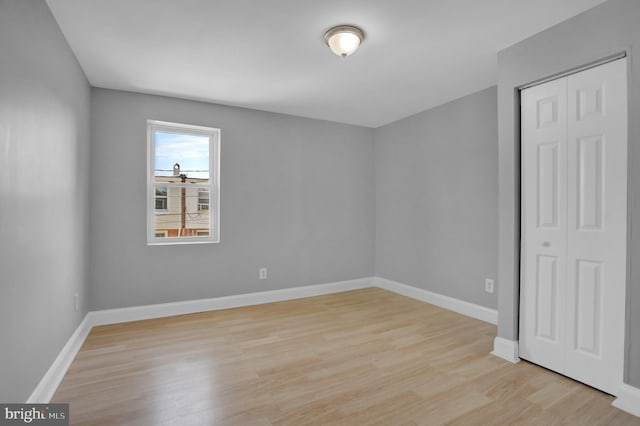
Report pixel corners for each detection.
[155,176,208,184]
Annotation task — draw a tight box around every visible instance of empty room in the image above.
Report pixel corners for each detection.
[1,0,640,424]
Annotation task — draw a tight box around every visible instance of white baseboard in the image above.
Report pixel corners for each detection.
[373,277,498,324]
[491,337,521,364]
[28,278,373,402]
[27,314,93,403]
[29,275,507,403]
[612,383,640,417]
[90,277,373,326]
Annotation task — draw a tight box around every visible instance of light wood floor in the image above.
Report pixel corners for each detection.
[53,288,640,425]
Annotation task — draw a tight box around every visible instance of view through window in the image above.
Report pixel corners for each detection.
[147,120,220,244]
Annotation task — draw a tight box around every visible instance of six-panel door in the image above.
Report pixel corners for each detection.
[519,58,627,395]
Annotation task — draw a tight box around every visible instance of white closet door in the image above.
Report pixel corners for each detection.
[520,58,627,395]
[565,58,627,394]
[520,77,568,373]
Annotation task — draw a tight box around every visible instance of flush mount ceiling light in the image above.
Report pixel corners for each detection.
[324,25,365,57]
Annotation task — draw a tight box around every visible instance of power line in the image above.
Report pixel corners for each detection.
[154,169,209,172]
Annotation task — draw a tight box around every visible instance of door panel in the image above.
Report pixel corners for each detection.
[537,142,560,228]
[577,135,603,230]
[535,255,558,341]
[520,77,567,372]
[565,58,627,394]
[574,259,602,356]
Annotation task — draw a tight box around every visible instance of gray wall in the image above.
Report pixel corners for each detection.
[497,0,640,386]
[0,0,91,402]
[89,89,375,310]
[375,87,498,309]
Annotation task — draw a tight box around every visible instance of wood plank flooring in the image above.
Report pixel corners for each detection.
[52,288,640,425]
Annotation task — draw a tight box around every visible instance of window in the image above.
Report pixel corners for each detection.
[147,120,220,245]
[155,186,168,211]
[198,189,209,211]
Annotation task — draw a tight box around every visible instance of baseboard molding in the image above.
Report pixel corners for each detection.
[373,277,498,325]
[90,277,373,326]
[28,277,373,402]
[29,275,505,403]
[26,314,93,403]
[612,383,640,417]
[491,337,521,364]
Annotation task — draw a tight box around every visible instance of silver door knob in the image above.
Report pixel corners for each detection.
[542,241,550,247]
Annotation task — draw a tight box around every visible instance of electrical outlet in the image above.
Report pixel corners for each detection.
[485,279,495,294]
[259,267,267,280]
[74,293,79,312]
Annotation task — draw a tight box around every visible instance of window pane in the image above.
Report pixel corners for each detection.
[153,183,210,238]
[153,132,210,236]
[154,131,209,181]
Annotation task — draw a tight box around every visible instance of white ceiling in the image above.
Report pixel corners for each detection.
[46,0,607,128]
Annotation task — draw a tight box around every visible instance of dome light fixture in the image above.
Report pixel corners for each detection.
[324,25,365,57]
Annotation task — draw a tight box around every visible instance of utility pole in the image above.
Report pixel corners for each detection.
[180,173,187,235]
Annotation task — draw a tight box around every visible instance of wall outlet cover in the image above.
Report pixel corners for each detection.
[485,279,495,294]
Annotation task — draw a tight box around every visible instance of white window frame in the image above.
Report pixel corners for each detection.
[147,120,220,245]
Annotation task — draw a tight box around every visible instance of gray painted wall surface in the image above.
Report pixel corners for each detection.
[89,89,374,310]
[375,87,498,309]
[497,0,640,386]
[0,0,91,402]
